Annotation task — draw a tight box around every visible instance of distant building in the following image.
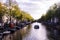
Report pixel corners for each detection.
[2,14,10,23]
[51,17,58,23]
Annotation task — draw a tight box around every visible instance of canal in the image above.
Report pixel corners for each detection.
[22,22,49,40]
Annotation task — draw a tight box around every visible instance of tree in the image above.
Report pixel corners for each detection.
[5,0,34,21]
[39,4,57,22]
[0,3,7,20]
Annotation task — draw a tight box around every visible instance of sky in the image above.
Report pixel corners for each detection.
[16,0,60,20]
[1,0,60,20]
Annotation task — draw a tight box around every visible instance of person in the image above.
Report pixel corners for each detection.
[9,21,14,28]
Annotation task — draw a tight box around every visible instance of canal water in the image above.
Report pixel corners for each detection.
[22,22,49,40]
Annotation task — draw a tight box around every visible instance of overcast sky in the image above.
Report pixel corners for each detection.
[16,0,60,19]
[2,0,60,19]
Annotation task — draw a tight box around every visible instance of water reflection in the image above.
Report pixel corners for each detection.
[22,22,49,40]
